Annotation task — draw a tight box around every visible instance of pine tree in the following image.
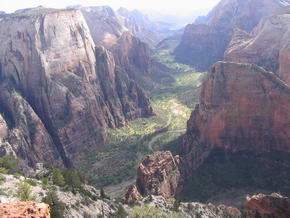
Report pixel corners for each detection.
[42,189,66,218]
[52,168,65,186]
[100,188,106,199]
[62,169,81,191]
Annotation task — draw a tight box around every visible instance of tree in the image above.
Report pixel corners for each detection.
[100,188,107,199]
[111,205,128,218]
[16,181,36,201]
[0,155,19,174]
[42,189,66,218]
[52,168,65,186]
[62,169,81,191]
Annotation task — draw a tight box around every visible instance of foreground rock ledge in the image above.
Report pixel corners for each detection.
[244,193,290,218]
[0,201,50,218]
[126,151,182,200]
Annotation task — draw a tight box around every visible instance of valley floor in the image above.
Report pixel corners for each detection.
[80,47,204,198]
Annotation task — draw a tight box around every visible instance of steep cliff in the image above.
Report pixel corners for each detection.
[81,6,173,91]
[225,8,290,84]
[0,9,153,168]
[183,62,290,173]
[80,6,127,48]
[174,0,289,71]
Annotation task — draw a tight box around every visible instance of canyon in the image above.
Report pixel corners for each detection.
[1,0,290,217]
[174,0,290,71]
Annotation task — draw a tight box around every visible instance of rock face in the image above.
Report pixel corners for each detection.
[0,9,153,167]
[80,6,127,48]
[0,201,50,217]
[117,8,164,47]
[225,9,290,84]
[81,6,173,91]
[125,185,143,202]
[174,0,289,71]
[127,151,182,199]
[182,62,290,174]
[244,193,290,218]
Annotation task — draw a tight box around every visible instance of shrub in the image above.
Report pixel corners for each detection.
[0,174,6,184]
[52,168,65,187]
[62,169,81,191]
[78,187,99,201]
[100,188,108,199]
[129,205,186,218]
[0,155,19,174]
[16,181,36,201]
[111,205,128,218]
[42,189,66,218]
[25,179,37,186]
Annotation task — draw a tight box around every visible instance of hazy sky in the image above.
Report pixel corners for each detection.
[1,0,220,14]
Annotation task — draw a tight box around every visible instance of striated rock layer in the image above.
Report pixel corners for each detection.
[0,201,50,218]
[225,8,290,84]
[182,62,290,175]
[174,0,289,71]
[0,9,153,168]
[126,151,182,200]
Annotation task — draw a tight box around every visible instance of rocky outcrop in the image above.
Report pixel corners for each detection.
[0,9,153,167]
[174,0,289,71]
[182,62,290,174]
[125,185,143,202]
[225,9,290,84]
[0,201,50,217]
[127,151,182,199]
[244,193,290,218]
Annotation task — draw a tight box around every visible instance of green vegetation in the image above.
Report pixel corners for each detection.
[128,205,186,218]
[181,149,290,202]
[51,72,83,97]
[52,168,65,187]
[100,188,108,199]
[111,205,128,218]
[80,45,204,196]
[25,179,38,186]
[42,188,66,218]
[16,180,37,201]
[0,155,19,174]
[62,169,82,192]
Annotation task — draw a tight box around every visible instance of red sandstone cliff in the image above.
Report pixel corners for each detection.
[225,8,290,84]
[174,0,289,71]
[126,151,182,200]
[182,62,290,173]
